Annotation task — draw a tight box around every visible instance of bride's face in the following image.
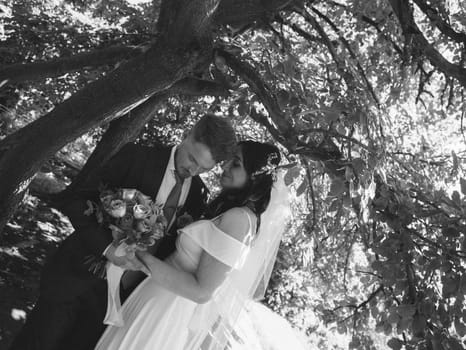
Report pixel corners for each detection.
[220,149,248,190]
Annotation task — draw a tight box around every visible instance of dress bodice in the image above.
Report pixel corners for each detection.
[166,226,204,273]
[166,208,254,274]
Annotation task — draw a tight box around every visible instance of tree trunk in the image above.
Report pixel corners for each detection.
[0,45,146,85]
[0,36,211,233]
[0,0,294,233]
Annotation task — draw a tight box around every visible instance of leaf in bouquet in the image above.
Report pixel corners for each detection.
[96,209,104,224]
[109,224,125,240]
[83,255,107,279]
[84,200,95,216]
[150,202,163,217]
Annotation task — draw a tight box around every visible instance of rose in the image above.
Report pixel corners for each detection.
[107,199,126,218]
[121,188,137,201]
[133,204,152,219]
[136,219,152,232]
[119,212,134,230]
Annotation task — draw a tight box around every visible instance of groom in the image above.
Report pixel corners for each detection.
[10,114,237,350]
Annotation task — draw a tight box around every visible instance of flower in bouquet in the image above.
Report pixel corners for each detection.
[133,204,152,219]
[84,188,168,277]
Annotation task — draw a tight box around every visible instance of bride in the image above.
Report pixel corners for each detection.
[95,141,290,350]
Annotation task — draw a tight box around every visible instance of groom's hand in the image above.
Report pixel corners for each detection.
[104,245,146,272]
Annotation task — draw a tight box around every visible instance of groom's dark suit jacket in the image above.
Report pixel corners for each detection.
[10,143,209,350]
[41,143,208,302]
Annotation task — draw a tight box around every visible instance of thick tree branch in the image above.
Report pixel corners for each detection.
[412,0,466,45]
[66,77,228,192]
[218,49,345,175]
[217,49,296,143]
[389,0,466,88]
[0,45,146,85]
[0,0,221,232]
[277,15,334,46]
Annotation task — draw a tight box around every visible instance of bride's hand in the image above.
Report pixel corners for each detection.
[105,245,150,274]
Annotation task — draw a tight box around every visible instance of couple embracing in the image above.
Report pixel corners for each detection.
[12,114,290,350]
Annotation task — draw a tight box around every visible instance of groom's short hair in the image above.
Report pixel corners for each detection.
[191,114,236,163]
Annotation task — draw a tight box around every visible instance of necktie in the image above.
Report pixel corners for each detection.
[163,171,184,229]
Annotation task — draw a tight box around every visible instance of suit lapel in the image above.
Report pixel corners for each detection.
[140,145,171,200]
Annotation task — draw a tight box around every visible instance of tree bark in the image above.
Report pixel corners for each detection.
[0,45,146,85]
[389,0,466,88]
[66,78,228,193]
[0,0,221,233]
[412,0,466,45]
[0,0,298,233]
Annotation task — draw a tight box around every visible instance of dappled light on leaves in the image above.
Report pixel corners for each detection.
[1,0,466,348]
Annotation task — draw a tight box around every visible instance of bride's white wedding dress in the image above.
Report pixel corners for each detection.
[95,208,253,350]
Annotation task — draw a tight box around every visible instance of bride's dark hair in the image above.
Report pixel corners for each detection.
[205,141,281,225]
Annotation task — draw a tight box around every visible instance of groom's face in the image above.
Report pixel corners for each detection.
[175,135,216,179]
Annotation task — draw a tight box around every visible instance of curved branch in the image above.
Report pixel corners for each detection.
[0,45,146,85]
[293,8,356,91]
[412,0,466,45]
[389,0,466,88]
[327,0,403,55]
[310,6,381,107]
[277,15,335,46]
[66,77,229,192]
[217,49,296,143]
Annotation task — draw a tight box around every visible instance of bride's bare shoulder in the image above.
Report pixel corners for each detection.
[215,207,255,242]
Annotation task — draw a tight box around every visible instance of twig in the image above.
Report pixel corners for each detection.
[310,6,381,107]
[412,0,466,45]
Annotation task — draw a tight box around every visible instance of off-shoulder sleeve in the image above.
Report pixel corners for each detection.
[179,220,250,269]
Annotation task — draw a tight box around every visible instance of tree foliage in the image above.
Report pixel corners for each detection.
[1,0,466,348]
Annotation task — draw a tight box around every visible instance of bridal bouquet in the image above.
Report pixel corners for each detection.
[84,188,168,277]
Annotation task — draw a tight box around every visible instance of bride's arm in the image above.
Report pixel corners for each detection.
[137,208,251,304]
